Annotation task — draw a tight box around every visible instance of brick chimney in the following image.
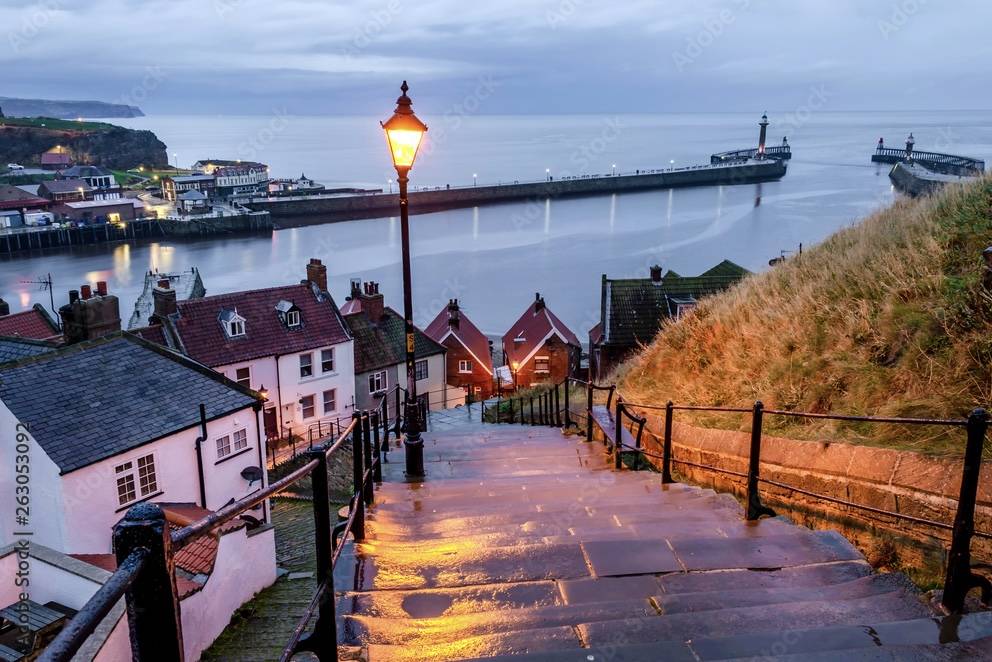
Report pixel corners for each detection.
[60,282,121,344]
[306,258,328,292]
[447,299,460,329]
[650,265,663,283]
[152,278,178,320]
[359,281,385,323]
[534,293,545,312]
[0,297,8,317]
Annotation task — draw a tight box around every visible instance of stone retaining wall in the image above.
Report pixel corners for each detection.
[626,408,992,576]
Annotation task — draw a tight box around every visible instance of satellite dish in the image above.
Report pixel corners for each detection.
[240,466,263,484]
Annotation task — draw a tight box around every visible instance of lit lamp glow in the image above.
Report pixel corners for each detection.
[381,83,428,170]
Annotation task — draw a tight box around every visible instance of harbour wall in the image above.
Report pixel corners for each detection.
[248,159,787,222]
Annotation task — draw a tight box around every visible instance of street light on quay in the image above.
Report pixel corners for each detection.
[473,173,478,187]
[545,168,550,181]
[611,163,617,176]
[381,80,428,477]
[388,178,393,193]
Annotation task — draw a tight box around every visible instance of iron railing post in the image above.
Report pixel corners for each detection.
[530,397,535,425]
[295,446,338,660]
[745,401,776,520]
[586,382,594,442]
[564,378,571,428]
[555,384,562,427]
[351,412,366,541]
[394,387,402,438]
[615,399,623,469]
[113,503,184,661]
[496,394,502,424]
[371,411,383,483]
[662,401,674,484]
[942,408,992,612]
[381,402,390,464]
[508,398,514,424]
[361,413,374,505]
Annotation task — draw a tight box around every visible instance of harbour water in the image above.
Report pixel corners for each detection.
[2,111,991,336]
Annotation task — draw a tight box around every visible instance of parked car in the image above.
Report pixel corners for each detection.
[6,163,25,170]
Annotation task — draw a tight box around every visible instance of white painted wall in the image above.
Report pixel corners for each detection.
[180,525,276,660]
[0,401,66,551]
[49,405,266,554]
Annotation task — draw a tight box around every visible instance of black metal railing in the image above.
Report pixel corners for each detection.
[482,379,574,428]
[550,376,991,615]
[41,410,383,662]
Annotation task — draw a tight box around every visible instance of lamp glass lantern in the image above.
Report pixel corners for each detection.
[381,82,428,171]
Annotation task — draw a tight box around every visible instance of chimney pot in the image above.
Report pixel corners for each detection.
[650,265,663,283]
[80,284,92,300]
[96,281,108,297]
[157,279,171,289]
[306,258,328,291]
[69,289,79,304]
[0,298,8,317]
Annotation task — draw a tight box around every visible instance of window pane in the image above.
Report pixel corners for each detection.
[299,353,313,377]
[415,360,428,381]
[301,395,315,418]
[217,435,231,458]
[117,474,136,505]
[323,389,336,414]
[233,429,248,451]
[321,349,335,372]
[137,455,157,495]
[235,367,250,387]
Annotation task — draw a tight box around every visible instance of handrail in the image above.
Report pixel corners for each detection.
[43,411,379,662]
[563,376,991,615]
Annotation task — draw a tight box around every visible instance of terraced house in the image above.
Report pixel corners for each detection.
[589,260,749,381]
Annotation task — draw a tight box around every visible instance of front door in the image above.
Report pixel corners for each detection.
[263,407,278,440]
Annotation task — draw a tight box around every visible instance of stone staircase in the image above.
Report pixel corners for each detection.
[337,422,992,661]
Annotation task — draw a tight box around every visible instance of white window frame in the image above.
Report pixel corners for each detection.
[115,453,158,506]
[300,394,316,419]
[415,359,428,381]
[458,359,473,374]
[321,348,335,373]
[534,356,550,373]
[299,353,313,378]
[233,428,248,452]
[216,434,232,459]
[286,310,301,327]
[369,370,387,394]
[228,318,245,337]
[235,366,251,388]
[322,389,337,415]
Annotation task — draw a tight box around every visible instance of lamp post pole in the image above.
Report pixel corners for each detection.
[382,81,428,478]
[397,166,424,476]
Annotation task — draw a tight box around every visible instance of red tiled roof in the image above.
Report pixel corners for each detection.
[161,503,245,577]
[71,551,206,599]
[129,324,167,346]
[164,283,350,367]
[502,296,580,368]
[0,305,61,341]
[425,305,493,376]
[589,322,603,346]
[0,185,49,211]
[339,298,362,316]
[40,153,72,166]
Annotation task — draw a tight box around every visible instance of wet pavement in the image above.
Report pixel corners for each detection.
[336,422,992,660]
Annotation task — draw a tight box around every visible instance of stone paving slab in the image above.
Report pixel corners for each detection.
[366,625,583,661]
[582,539,683,576]
[669,530,863,571]
[344,580,561,619]
[655,560,872,594]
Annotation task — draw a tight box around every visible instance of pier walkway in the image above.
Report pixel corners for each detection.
[332,421,992,660]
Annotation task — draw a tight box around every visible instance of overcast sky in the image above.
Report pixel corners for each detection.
[2,0,990,115]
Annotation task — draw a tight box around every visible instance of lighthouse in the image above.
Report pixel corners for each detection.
[757,112,769,159]
[905,132,915,161]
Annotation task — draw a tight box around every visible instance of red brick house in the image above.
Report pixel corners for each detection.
[502,293,581,389]
[425,299,494,400]
[0,301,61,341]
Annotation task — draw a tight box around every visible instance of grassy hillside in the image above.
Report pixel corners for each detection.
[618,176,992,455]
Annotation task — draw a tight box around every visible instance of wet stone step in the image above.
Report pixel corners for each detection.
[344,580,561,619]
[656,560,872,594]
[366,624,583,661]
[578,592,932,646]
[653,572,917,614]
[670,530,863,571]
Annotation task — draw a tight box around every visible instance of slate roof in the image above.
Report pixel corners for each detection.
[0,305,61,340]
[0,333,259,474]
[0,336,57,363]
[40,152,72,166]
[149,282,350,367]
[39,179,92,195]
[424,304,493,376]
[598,260,749,347]
[0,184,49,210]
[57,165,113,179]
[345,306,445,374]
[502,296,580,368]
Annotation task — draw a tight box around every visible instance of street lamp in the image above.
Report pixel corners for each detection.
[381,80,428,477]
[611,163,617,176]
[388,178,393,193]
[545,168,550,182]
[473,173,478,187]
[511,361,520,390]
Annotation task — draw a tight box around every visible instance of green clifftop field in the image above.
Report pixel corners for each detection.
[619,176,992,455]
[0,117,167,169]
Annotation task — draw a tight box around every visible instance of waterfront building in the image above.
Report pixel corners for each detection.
[267,172,324,194]
[191,159,268,175]
[424,299,494,400]
[56,165,122,200]
[38,178,92,202]
[161,173,216,201]
[52,198,143,224]
[341,279,452,414]
[588,260,749,381]
[134,259,355,442]
[39,149,73,170]
[502,293,581,388]
[0,331,275,661]
[213,163,270,198]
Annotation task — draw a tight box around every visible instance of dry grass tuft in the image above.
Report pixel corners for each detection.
[618,176,992,455]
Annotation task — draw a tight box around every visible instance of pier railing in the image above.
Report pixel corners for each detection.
[872,147,985,175]
[40,410,383,662]
[486,376,992,614]
[711,144,792,164]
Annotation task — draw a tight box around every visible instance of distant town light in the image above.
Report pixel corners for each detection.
[381,81,428,170]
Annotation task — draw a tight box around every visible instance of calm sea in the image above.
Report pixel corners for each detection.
[2,111,991,336]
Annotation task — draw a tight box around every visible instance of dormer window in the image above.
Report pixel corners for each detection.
[275,300,302,329]
[219,309,247,338]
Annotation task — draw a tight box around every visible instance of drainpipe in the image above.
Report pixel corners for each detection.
[274,354,284,437]
[194,403,208,508]
[252,402,268,523]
